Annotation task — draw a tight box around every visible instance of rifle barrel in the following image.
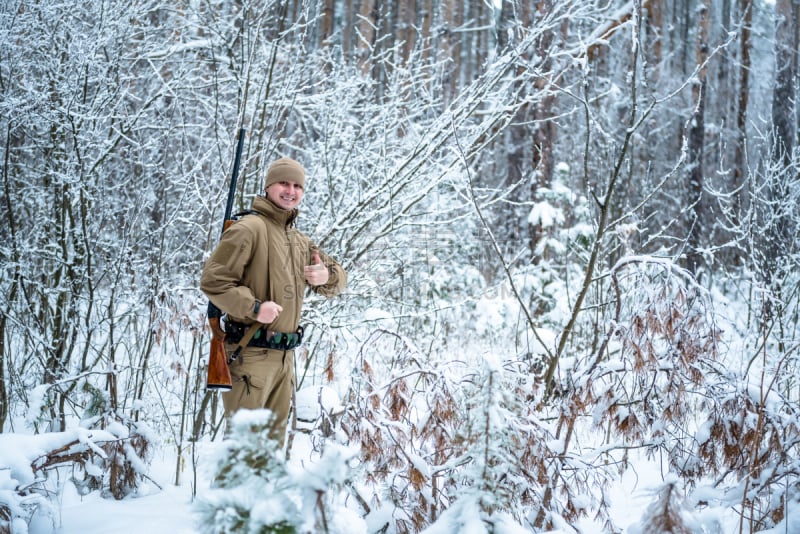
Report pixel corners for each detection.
[222,127,247,238]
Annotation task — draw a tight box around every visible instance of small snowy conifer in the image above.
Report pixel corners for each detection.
[195,410,302,534]
[195,409,364,534]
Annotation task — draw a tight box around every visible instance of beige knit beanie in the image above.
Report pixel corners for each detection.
[265,157,305,189]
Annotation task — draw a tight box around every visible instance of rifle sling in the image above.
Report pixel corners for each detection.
[227,323,262,364]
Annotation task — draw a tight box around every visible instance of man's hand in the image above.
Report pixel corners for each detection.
[304,250,329,286]
[257,301,283,324]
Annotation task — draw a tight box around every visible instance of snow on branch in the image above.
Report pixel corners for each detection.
[577,0,649,61]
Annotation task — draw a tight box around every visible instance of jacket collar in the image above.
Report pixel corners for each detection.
[252,195,298,227]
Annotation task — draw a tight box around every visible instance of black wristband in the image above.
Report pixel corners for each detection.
[253,300,261,316]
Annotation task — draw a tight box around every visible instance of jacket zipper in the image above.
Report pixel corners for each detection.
[286,226,302,327]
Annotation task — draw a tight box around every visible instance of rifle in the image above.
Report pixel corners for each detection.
[206,127,247,391]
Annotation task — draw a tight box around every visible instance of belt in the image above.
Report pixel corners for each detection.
[224,320,304,351]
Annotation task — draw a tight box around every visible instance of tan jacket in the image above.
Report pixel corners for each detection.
[200,196,346,333]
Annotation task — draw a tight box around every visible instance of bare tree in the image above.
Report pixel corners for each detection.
[686,0,711,276]
[319,0,335,48]
[397,0,417,64]
[357,0,378,73]
[759,0,798,319]
[732,0,753,226]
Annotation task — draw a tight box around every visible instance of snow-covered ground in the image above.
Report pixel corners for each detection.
[6,369,799,533]
[49,459,682,533]
[58,482,195,534]
[4,428,790,533]
[48,445,669,533]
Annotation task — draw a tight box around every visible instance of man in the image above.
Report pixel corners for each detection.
[200,157,346,443]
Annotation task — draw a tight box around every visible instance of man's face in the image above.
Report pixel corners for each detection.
[266,180,304,210]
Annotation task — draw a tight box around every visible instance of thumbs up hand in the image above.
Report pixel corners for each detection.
[304,249,330,286]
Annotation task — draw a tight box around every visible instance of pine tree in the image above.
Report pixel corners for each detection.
[195,410,302,534]
[195,409,364,534]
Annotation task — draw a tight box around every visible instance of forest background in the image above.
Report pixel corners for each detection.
[1,0,800,532]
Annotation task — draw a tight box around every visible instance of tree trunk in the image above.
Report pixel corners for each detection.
[497,0,514,52]
[680,0,692,75]
[474,1,490,79]
[0,127,19,430]
[530,0,557,264]
[686,0,710,276]
[443,0,463,100]
[419,0,434,63]
[646,0,664,81]
[342,0,354,58]
[761,0,797,306]
[319,0,335,48]
[357,0,378,74]
[732,0,752,226]
[398,0,416,64]
[772,0,795,169]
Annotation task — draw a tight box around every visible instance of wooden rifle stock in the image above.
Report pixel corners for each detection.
[206,315,232,390]
[205,127,246,392]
